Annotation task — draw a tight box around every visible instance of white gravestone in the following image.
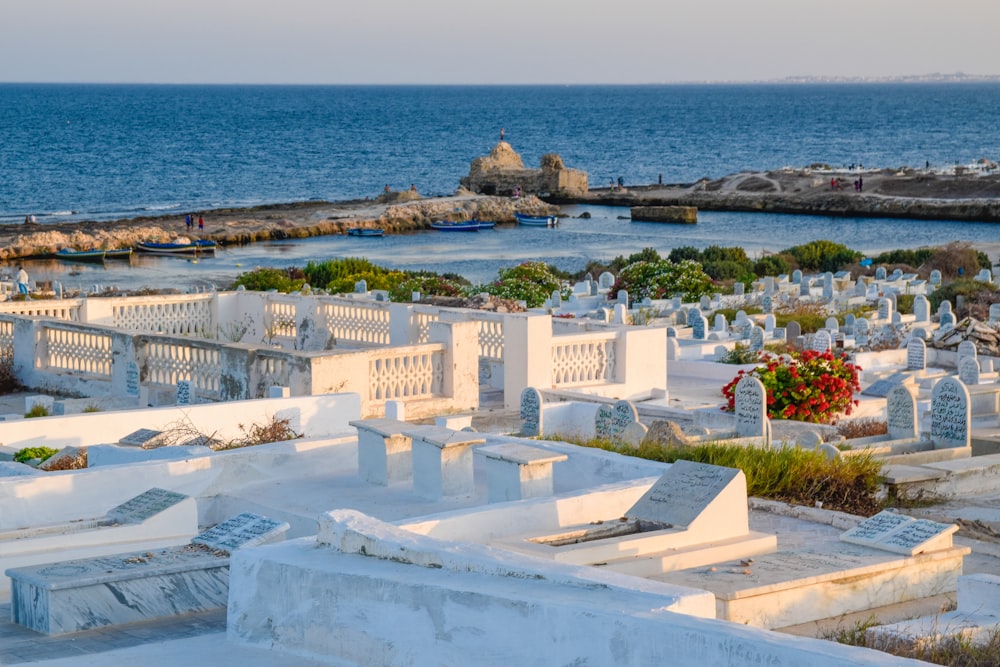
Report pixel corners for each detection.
[930,377,971,449]
[958,356,980,386]
[763,313,775,333]
[854,317,870,345]
[598,272,615,290]
[841,511,958,557]
[176,380,192,405]
[886,385,918,440]
[991,303,1000,323]
[877,298,893,321]
[749,326,764,353]
[690,311,707,340]
[957,340,977,361]
[610,400,639,440]
[913,295,930,322]
[125,361,140,397]
[940,311,956,330]
[811,329,832,353]
[627,460,747,533]
[108,488,189,523]
[519,387,543,437]
[906,337,926,371]
[192,513,290,552]
[594,404,614,439]
[734,375,767,439]
[929,269,942,285]
[791,269,802,284]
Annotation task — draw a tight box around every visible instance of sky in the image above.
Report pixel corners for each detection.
[3,0,999,85]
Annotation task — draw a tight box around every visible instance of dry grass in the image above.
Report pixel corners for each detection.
[837,418,888,439]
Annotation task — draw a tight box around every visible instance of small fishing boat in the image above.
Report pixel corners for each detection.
[105,248,134,260]
[347,228,385,237]
[472,220,496,230]
[136,238,217,254]
[430,220,481,232]
[514,212,558,227]
[53,247,106,263]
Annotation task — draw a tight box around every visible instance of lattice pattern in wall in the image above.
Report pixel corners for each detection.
[113,299,213,336]
[264,300,297,343]
[412,309,439,344]
[0,320,12,363]
[143,341,221,395]
[551,339,616,386]
[477,318,504,361]
[42,326,113,377]
[369,349,443,400]
[322,302,390,345]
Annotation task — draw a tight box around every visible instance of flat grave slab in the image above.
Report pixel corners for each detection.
[653,539,970,629]
[5,511,288,635]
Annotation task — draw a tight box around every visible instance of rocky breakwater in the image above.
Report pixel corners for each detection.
[0,193,559,261]
[554,167,1000,222]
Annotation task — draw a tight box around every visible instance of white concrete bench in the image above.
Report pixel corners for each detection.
[404,426,485,500]
[477,443,568,503]
[350,418,413,485]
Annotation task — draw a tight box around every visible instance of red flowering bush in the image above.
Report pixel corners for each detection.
[721,349,861,424]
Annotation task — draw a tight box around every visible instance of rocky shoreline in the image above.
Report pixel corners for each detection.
[3,167,999,262]
[551,167,1000,222]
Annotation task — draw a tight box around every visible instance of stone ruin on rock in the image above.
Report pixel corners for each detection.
[459,141,588,197]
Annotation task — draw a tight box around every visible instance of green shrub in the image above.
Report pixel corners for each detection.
[389,274,468,302]
[754,254,789,277]
[13,446,58,463]
[25,404,50,418]
[782,240,862,273]
[667,246,702,263]
[870,248,935,268]
[717,344,761,364]
[230,267,306,293]
[610,259,714,303]
[475,261,565,308]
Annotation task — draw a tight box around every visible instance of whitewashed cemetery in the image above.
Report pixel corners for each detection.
[0,272,999,665]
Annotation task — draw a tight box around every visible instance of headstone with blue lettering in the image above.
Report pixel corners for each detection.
[877,298,893,321]
[761,294,773,314]
[854,317,870,345]
[930,376,970,449]
[176,380,193,405]
[957,340,977,361]
[913,295,930,323]
[734,375,767,439]
[811,329,832,353]
[906,337,926,371]
[886,384,918,440]
[519,387,543,437]
[690,310,707,340]
[749,325,764,353]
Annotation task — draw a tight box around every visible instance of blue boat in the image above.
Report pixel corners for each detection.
[347,228,385,237]
[430,220,481,232]
[54,247,106,263]
[472,220,496,229]
[514,212,558,227]
[137,239,217,254]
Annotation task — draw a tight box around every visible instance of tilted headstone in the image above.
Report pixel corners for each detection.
[734,375,767,439]
[643,420,691,447]
[690,311,707,340]
[192,512,289,553]
[958,356,980,386]
[906,337,926,371]
[929,269,942,285]
[107,488,189,523]
[886,384,918,440]
[862,372,910,398]
[957,340,978,361]
[913,295,930,322]
[519,387,543,437]
[930,376,971,449]
[749,326,764,353]
[626,460,746,530]
[119,428,166,448]
[811,329,832,353]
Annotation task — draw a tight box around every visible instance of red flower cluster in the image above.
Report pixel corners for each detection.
[721,349,862,424]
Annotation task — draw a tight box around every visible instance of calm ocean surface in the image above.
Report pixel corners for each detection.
[1,83,998,291]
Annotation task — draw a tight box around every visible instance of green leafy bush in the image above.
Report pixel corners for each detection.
[230,267,306,293]
[13,446,58,463]
[389,274,468,302]
[475,261,565,308]
[610,259,714,303]
[782,240,862,273]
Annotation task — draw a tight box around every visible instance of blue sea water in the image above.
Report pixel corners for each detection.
[1,83,999,291]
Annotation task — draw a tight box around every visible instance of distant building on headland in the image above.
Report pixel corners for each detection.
[460,141,588,197]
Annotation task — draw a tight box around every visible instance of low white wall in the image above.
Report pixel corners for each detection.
[0,436,356,531]
[670,360,757,382]
[0,393,360,452]
[227,530,920,666]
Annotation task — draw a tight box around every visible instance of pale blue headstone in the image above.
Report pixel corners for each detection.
[749,326,764,353]
[799,279,810,297]
[913,295,930,322]
[714,314,728,332]
[957,340,977,361]
[877,298,892,320]
[733,282,745,296]
[675,308,688,326]
[666,327,677,338]
[734,375,767,439]
[355,279,367,294]
[890,269,903,281]
[875,266,887,281]
[763,313,776,332]
[811,330,832,353]
[940,311,956,330]
[551,290,562,308]
[699,295,711,311]
[990,303,1000,323]
[618,289,629,306]
[825,317,839,332]
[854,317,870,344]
[977,269,992,283]
[690,311,707,340]
[126,361,140,397]
[792,269,802,284]
[958,356,980,386]
[822,273,834,299]
[520,387,543,437]
[886,384,917,440]
[930,377,970,449]
[761,294,773,314]
[939,300,952,316]
[906,338,926,371]
[176,380,193,405]
[735,310,748,325]
[785,320,801,343]
[929,269,942,285]
[598,272,615,290]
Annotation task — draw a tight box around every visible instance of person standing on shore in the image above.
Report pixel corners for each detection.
[500,127,505,142]
[185,213,192,230]
[858,176,863,192]
[198,215,204,231]
[15,266,29,295]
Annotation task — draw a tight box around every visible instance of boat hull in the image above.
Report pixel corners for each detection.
[54,249,106,263]
[137,240,217,254]
[347,228,385,237]
[430,221,480,231]
[514,213,557,227]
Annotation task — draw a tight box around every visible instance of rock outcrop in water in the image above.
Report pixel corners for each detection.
[460,142,588,198]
